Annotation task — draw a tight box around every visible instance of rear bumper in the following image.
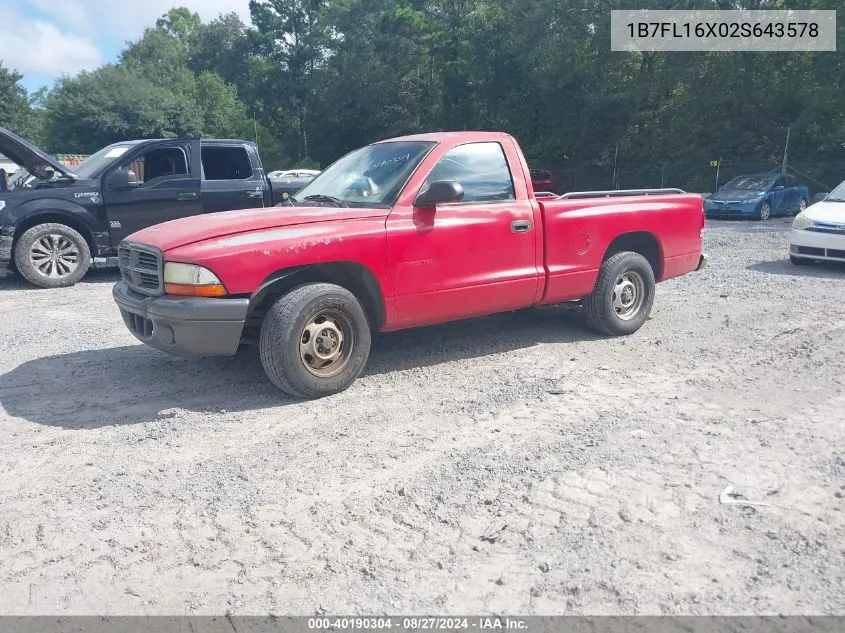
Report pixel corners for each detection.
[112,280,249,357]
[696,253,708,271]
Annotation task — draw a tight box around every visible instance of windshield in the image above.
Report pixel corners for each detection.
[826,180,845,201]
[720,175,773,191]
[74,143,135,179]
[293,141,437,208]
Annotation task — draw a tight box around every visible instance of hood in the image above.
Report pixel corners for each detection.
[711,189,765,201]
[805,199,845,225]
[125,204,389,252]
[0,126,76,179]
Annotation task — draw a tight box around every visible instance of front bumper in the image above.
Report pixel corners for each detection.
[789,228,845,262]
[0,225,14,270]
[704,200,761,217]
[113,280,249,357]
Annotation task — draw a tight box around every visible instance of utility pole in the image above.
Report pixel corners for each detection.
[781,126,791,174]
[660,164,665,188]
[612,145,619,189]
[254,112,259,147]
[714,157,722,191]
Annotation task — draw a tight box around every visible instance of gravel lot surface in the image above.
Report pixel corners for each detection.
[0,218,843,615]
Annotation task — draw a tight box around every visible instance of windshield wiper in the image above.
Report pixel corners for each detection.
[303,194,348,208]
[826,198,845,202]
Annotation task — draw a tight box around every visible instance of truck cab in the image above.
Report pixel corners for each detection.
[0,127,274,288]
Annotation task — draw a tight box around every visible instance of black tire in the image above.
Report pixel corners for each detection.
[13,222,91,288]
[584,251,655,336]
[259,283,372,399]
[790,255,813,266]
[758,201,771,221]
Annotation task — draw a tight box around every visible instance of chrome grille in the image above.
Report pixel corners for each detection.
[118,243,163,295]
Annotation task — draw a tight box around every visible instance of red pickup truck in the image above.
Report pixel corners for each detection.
[113,132,706,398]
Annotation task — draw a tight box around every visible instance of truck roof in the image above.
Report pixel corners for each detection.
[376,131,514,144]
[103,138,257,148]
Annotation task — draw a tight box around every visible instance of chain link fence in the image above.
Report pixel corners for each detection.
[526,159,845,197]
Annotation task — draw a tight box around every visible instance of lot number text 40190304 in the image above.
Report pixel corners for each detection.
[307,618,528,631]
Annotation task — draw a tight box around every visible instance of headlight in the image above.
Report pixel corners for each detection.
[746,197,764,203]
[792,212,812,230]
[163,262,227,297]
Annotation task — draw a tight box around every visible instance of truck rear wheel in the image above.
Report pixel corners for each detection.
[259,283,372,399]
[584,251,655,336]
[13,222,91,288]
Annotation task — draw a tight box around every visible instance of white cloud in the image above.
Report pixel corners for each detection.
[0,8,102,77]
[33,0,253,41]
[0,0,252,80]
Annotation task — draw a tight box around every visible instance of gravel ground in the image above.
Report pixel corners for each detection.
[0,218,843,616]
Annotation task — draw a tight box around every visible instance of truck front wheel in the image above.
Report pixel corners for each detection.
[14,222,91,288]
[584,251,655,336]
[259,283,372,399]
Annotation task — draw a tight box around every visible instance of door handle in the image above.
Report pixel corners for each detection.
[176,192,198,201]
[511,220,532,233]
[246,190,263,198]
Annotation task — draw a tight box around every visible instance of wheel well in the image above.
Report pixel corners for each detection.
[603,232,662,279]
[242,262,385,342]
[13,214,96,255]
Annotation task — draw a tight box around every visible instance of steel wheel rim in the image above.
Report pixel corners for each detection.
[299,309,355,378]
[612,270,646,321]
[29,234,80,279]
[760,203,770,220]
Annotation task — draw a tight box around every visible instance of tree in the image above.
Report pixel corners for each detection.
[42,66,204,153]
[249,0,336,159]
[0,63,36,138]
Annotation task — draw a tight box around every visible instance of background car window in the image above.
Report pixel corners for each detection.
[124,147,188,183]
[202,146,254,180]
[426,142,515,202]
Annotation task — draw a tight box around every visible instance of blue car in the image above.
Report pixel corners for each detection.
[704,173,810,221]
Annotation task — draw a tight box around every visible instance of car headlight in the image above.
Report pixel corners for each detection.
[792,212,812,230]
[163,262,227,297]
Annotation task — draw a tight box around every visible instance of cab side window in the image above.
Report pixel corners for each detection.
[123,147,188,184]
[201,146,254,180]
[425,142,515,203]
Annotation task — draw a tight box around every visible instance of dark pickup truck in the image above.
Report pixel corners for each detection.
[0,127,281,288]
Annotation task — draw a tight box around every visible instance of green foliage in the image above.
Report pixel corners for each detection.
[0,63,43,143]
[8,0,845,186]
[42,66,204,153]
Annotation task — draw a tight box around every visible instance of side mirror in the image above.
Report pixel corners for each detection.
[414,180,464,208]
[107,168,140,191]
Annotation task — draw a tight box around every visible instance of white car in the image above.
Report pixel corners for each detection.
[789,180,845,265]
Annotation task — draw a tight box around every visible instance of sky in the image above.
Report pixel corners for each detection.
[1,0,253,94]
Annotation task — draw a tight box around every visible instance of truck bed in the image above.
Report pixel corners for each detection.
[535,190,705,304]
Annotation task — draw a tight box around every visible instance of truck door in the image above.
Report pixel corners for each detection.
[771,175,790,214]
[103,140,202,247]
[199,143,267,213]
[385,140,540,328]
